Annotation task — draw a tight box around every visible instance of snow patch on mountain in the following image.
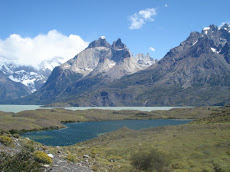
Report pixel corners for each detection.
[211,47,219,53]
[0,56,64,93]
[192,40,198,46]
[39,57,66,71]
[203,27,210,34]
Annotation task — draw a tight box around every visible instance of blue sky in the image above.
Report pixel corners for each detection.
[0,0,230,66]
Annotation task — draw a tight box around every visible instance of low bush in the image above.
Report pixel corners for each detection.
[23,140,36,152]
[0,136,13,146]
[0,150,43,172]
[33,151,52,164]
[66,152,76,162]
[130,148,170,172]
[9,129,20,135]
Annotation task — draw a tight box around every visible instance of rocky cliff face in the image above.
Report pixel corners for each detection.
[61,37,153,79]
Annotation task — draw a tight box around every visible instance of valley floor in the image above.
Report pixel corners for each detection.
[0,106,229,171]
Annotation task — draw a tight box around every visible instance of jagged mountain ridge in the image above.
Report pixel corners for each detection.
[0,56,65,93]
[61,37,155,78]
[17,37,155,105]
[55,24,230,106]
[0,56,65,102]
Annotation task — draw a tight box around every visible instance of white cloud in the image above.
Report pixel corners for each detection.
[129,8,157,30]
[165,4,168,7]
[0,30,88,68]
[149,47,156,52]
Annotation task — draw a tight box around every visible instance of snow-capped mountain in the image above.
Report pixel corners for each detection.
[0,56,65,93]
[39,57,66,73]
[134,53,156,67]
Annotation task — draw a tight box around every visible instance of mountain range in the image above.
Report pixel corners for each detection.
[16,36,156,105]
[4,24,230,106]
[0,57,65,103]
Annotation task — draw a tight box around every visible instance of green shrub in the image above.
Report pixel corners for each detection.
[33,151,52,164]
[0,151,43,172]
[23,140,36,152]
[9,129,20,135]
[0,136,13,146]
[66,152,76,162]
[130,148,170,172]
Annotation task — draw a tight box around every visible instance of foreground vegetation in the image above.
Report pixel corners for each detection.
[0,131,45,172]
[0,106,230,171]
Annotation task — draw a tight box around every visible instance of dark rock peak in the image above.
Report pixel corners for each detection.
[180,32,201,47]
[112,38,126,50]
[220,23,230,31]
[187,32,201,40]
[163,26,221,62]
[87,37,111,49]
[209,24,219,31]
[201,24,218,36]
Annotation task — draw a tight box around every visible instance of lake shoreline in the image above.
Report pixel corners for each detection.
[16,117,193,135]
[21,118,195,135]
[0,106,214,134]
[21,119,192,146]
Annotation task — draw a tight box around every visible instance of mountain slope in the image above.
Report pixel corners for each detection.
[0,71,30,103]
[60,24,230,106]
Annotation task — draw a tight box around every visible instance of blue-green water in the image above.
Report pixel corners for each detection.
[22,119,191,146]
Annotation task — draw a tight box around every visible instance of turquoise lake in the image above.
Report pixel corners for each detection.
[22,119,191,146]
